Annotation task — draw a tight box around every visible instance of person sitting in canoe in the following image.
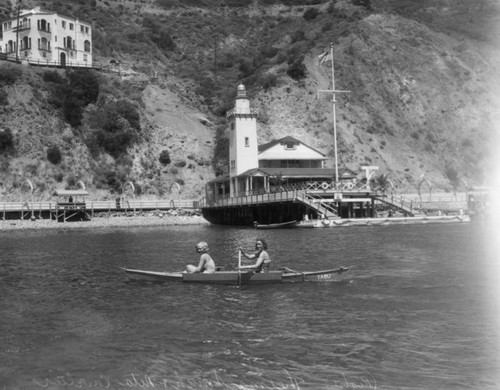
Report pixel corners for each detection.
[238,239,271,273]
[186,242,216,273]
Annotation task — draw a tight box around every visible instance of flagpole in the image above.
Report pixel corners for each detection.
[317,43,350,185]
[330,42,338,183]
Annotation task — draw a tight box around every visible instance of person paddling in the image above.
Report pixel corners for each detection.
[186,241,216,273]
[238,239,271,273]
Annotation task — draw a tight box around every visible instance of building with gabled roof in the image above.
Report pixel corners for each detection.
[201,84,374,225]
[208,84,357,198]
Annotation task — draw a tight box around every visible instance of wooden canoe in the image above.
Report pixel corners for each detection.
[254,220,298,229]
[121,266,349,285]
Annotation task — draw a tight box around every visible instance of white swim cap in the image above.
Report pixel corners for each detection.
[196,241,209,252]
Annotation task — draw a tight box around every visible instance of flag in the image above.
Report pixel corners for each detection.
[318,51,333,65]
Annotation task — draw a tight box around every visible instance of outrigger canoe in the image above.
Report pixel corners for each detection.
[121,266,349,285]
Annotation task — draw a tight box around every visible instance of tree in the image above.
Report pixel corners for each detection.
[372,173,390,194]
[445,166,460,196]
[0,128,14,151]
[47,145,62,165]
[303,8,320,21]
[287,60,306,80]
[159,150,171,165]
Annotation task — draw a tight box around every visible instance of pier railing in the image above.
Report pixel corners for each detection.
[373,192,468,215]
[0,199,199,220]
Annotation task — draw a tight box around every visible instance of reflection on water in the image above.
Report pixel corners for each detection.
[0,223,499,389]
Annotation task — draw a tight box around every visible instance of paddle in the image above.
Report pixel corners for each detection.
[238,248,242,287]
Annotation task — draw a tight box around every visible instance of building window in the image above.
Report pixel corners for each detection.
[81,25,84,33]
[84,40,90,52]
[83,54,87,62]
[85,27,89,34]
[285,142,296,150]
[62,21,66,28]
[245,137,249,147]
[69,23,74,30]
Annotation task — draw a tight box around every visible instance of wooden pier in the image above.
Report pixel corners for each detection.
[200,184,376,226]
[0,199,199,222]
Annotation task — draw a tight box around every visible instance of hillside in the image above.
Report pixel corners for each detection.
[0,0,498,202]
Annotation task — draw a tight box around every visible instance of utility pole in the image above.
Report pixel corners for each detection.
[318,42,350,183]
[213,37,218,76]
[15,4,21,62]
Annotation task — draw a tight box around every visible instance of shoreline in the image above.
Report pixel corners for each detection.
[0,213,210,231]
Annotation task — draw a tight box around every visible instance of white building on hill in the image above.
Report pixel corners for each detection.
[0,7,92,67]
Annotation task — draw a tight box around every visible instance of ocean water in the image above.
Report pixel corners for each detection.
[0,222,499,390]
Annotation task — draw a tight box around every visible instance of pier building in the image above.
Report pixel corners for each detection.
[201,84,377,226]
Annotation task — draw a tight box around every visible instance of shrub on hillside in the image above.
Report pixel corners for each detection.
[0,65,22,86]
[45,69,99,127]
[303,8,320,20]
[260,72,279,90]
[96,115,137,158]
[287,59,306,80]
[0,128,14,151]
[352,0,371,10]
[63,95,83,127]
[291,30,306,43]
[143,16,176,52]
[157,29,176,52]
[66,69,99,106]
[47,145,62,165]
[224,0,248,6]
[114,99,141,132]
[174,160,187,168]
[159,150,171,165]
[43,70,64,84]
[87,99,141,158]
[0,89,8,106]
[260,45,279,59]
[92,164,129,192]
[239,59,256,78]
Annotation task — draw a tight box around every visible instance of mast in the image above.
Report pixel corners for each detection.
[318,42,350,183]
[330,43,338,183]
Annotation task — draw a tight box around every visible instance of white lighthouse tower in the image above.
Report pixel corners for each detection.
[227,84,258,196]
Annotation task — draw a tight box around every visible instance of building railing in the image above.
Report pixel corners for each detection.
[306,181,371,192]
[223,180,372,198]
[200,190,305,208]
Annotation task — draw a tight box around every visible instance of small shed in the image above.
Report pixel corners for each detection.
[52,189,90,222]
